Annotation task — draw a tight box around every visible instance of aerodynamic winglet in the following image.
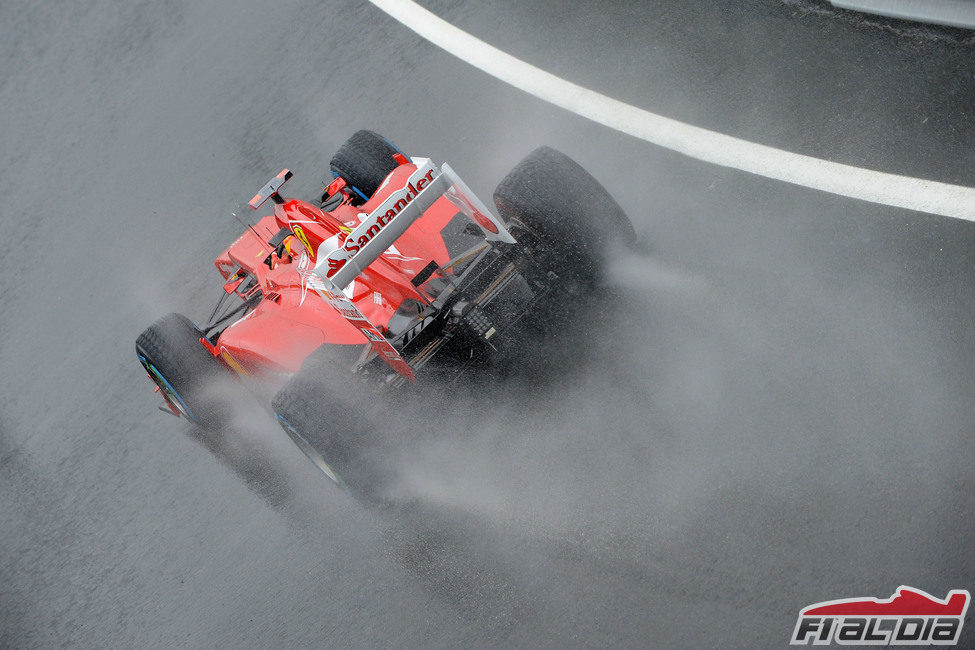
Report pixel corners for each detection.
[248,169,294,209]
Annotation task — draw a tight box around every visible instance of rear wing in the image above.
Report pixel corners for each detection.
[319,157,514,290]
[308,157,515,381]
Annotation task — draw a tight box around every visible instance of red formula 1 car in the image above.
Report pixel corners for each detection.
[136,130,634,489]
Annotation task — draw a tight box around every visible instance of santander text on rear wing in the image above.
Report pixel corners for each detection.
[308,158,515,381]
[321,158,513,290]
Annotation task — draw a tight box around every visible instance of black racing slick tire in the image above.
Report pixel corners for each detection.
[493,146,635,284]
[135,313,231,429]
[271,346,389,501]
[329,130,404,206]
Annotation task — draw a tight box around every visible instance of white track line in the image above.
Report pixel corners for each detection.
[368,0,975,222]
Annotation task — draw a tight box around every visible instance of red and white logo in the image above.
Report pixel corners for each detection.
[791,585,970,645]
[323,162,437,279]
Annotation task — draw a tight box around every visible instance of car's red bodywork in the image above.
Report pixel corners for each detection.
[211,161,459,380]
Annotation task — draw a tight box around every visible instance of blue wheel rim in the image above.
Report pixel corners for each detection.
[138,353,198,423]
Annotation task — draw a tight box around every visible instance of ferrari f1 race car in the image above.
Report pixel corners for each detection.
[136,130,635,490]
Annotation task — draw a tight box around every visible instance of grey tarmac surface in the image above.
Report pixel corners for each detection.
[1,0,973,647]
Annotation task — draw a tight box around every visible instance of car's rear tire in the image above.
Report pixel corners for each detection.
[271,346,389,501]
[493,146,635,285]
[135,313,231,429]
[329,130,404,206]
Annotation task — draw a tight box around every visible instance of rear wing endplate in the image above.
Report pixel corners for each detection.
[441,162,516,246]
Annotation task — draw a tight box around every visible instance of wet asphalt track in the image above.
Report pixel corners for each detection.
[1,1,974,647]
